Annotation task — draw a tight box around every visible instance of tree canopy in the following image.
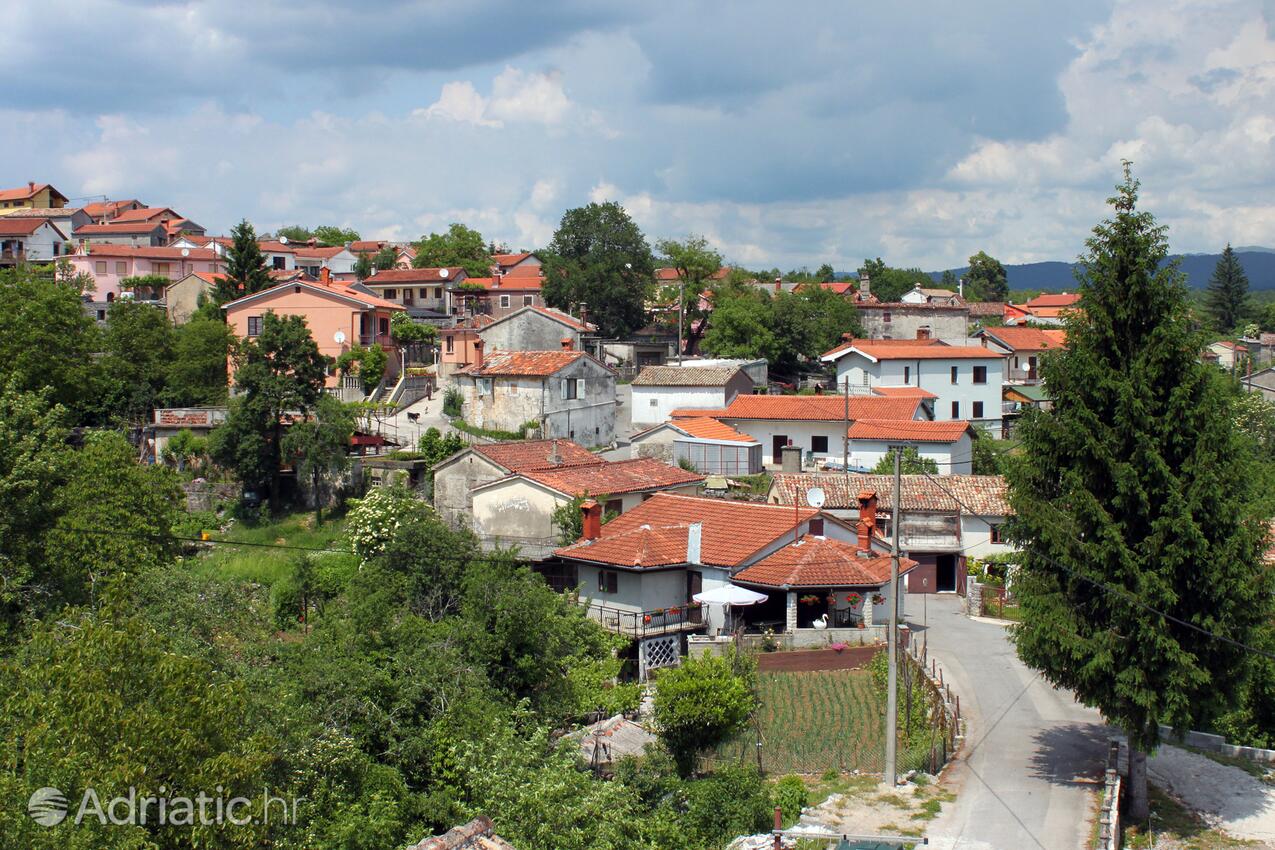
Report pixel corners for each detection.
[856,258,933,303]
[1006,168,1273,822]
[655,235,724,356]
[221,219,272,301]
[411,223,492,276]
[1205,243,1250,332]
[276,225,361,247]
[542,202,655,339]
[965,250,1008,302]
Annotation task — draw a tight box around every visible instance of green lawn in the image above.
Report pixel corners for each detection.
[190,510,356,587]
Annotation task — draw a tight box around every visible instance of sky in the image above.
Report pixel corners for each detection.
[2,0,1274,271]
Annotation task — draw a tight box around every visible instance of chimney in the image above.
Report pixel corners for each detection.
[492,269,502,288]
[28,181,34,192]
[547,439,562,466]
[320,267,331,285]
[560,336,574,351]
[580,498,602,542]
[856,517,872,554]
[780,442,802,473]
[856,489,878,552]
[958,277,965,298]
[687,521,702,565]
[471,338,484,370]
[307,237,317,248]
[916,327,931,340]
[858,274,870,300]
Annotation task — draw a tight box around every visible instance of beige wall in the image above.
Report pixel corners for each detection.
[166,276,214,325]
[432,451,507,530]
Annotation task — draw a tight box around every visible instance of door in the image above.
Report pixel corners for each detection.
[936,554,957,593]
[772,435,788,465]
[686,571,703,625]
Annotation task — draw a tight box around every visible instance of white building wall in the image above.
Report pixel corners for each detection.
[21,222,65,260]
[834,352,1005,437]
[959,514,1014,560]
[631,385,728,426]
[848,434,971,475]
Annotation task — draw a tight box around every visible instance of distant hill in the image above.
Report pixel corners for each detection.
[928,249,1275,292]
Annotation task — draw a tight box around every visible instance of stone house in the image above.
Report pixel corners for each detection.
[454,344,617,447]
[166,271,220,324]
[441,306,596,379]
[629,365,753,427]
[855,302,971,340]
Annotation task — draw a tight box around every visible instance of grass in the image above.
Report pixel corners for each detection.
[450,417,538,441]
[1184,745,1274,784]
[1123,784,1257,849]
[191,510,355,587]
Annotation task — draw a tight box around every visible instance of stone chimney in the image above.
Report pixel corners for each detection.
[319,267,331,285]
[580,498,602,542]
[858,274,871,300]
[780,442,802,473]
[856,489,878,552]
[916,327,931,340]
[560,336,574,351]
[547,439,562,466]
[687,522,702,565]
[471,338,484,370]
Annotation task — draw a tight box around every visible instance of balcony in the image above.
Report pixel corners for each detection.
[583,602,704,638]
[359,333,394,348]
[0,247,27,263]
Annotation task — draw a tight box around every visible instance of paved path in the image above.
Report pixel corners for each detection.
[374,392,453,450]
[1147,743,1275,844]
[908,595,1109,850]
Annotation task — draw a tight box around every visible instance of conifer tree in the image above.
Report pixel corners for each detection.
[1007,166,1272,823]
[1205,243,1249,331]
[219,219,272,301]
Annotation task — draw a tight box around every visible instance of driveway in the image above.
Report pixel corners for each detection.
[907,595,1109,850]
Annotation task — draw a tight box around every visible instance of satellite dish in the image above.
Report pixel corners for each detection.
[278,235,289,245]
[806,487,826,509]
[334,330,346,345]
[180,248,190,257]
[439,268,450,279]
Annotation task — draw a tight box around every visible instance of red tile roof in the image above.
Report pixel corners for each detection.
[0,183,56,203]
[519,457,703,496]
[293,245,348,259]
[493,252,535,266]
[673,417,757,443]
[720,394,924,422]
[632,365,744,387]
[967,301,1005,317]
[770,473,1010,515]
[556,492,821,568]
[842,341,1006,361]
[847,419,973,443]
[0,217,51,236]
[460,349,595,377]
[109,206,178,223]
[191,271,226,284]
[670,407,729,419]
[83,244,219,260]
[734,535,916,588]
[979,327,1067,351]
[793,281,855,294]
[472,439,602,473]
[871,386,938,400]
[367,267,464,284]
[257,241,297,254]
[82,199,140,218]
[462,276,543,291]
[1025,293,1081,308]
[222,278,404,312]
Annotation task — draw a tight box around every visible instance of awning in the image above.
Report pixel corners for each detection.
[693,585,769,607]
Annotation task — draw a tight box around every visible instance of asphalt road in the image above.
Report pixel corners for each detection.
[908,595,1109,850]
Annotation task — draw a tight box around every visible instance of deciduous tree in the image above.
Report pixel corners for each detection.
[966,250,1008,302]
[411,223,492,276]
[655,236,723,355]
[282,394,355,524]
[98,299,175,424]
[166,316,233,406]
[1006,167,1273,823]
[653,652,756,777]
[871,446,938,475]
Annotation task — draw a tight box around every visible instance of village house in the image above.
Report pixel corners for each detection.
[0,181,68,210]
[454,344,617,446]
[900,283,965,306]
[166,271,222,324]
[291,242,357,279]
[451,271,544,319]
[74,221,169,247]
[469,457,703,559]
[1242,333,1275,368]
[1004,292,1082,326]
[350,240,415,268]
[438,306,595,378]
[855,300,971,340]
[710,391,932,467]
[769,473,1013,595]
[845,418,976,474]
[0,217,68,267]
[629,365,754,427]
[821,337,1007,436]
[492,251,543,276]
[629,416,764,475]
[974,326,1067,384]
[221,269,404,388]
[432,438,603,531]
[68,244,223,300]
[0,205,92,241]
[360,266,464,321]
[553,493,907,677]
[1204,340,1244,370]
[82,198,146,223]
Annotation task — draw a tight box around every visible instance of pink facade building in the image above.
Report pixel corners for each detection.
[67,244,223,301]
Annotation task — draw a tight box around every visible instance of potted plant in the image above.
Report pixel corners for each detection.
[825,594,836,605]
[643,614,652,624]
[845,592,863,607]
[872,593,886,606]
[799,594,821,606]
[668,606,681,616]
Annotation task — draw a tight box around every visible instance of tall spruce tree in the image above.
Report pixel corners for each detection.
[219,219,272,301]
[1205,243,1249,332]
[1007,166,1272,823]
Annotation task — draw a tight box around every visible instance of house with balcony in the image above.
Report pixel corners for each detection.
[222,269,404,388]
[67,244,223,301]
[553,493,902,677]
[469,457,703,559]
[0,206,92,241]
[0,182,68,210]
[74,221,169,247]
[769,473,1013,595]
[454,343,617,447]
[450,271,543,319]
[821,337,1007,437]
[359,266,464,321]
[0,217,67,267]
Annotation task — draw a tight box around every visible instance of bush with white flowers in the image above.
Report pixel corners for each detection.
[345,486,431,564]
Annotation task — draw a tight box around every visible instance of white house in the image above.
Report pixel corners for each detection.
[0,217,67,266]
[821,338,1007,437]
[629,365,754,427]
[845,418,975,474]
[974,326,1067,384]
[713,392,931,467]
[630,416,764,475]
[900,284,964,306]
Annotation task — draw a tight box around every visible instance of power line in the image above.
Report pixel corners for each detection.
[918,470,1275,662]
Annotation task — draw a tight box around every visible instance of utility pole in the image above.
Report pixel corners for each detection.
[677,277,685,365]
[884,445,902,787]
[842,375,850,476]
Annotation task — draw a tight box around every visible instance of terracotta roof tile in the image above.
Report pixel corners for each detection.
[673,417,757,443]
[670,407,729,419]
[473,439,602,472]
[556,493,820,568]
[0,183,53,202]
[632,365,744,387]
[734,535,916,588]
[75,222,165,234]
[720,394,924,422]
[0,217,50,236]
[871,386,938,400]
[460,349,593,377]
[222,278,404,312]
[109,207,178,223]
[83,244,219,260]
[1,206,84,218]
[770,473,1010,516]
[847,419,973,442]
[979,327,1067,351]
[369,267,464,284]
[1025,293,1081,308]
[461,276,542,291]
[842,341,1006,361]
[521,457,703,496]
[967,301,1005,317]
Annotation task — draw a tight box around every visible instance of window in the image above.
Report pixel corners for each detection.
[500,294,510,308]
[973,365,988,384]
[272,256,285,270]
[809,517,825,536]
[973,401,984,418]
[403,290,414,305]
[650,398,658,406]
[115,261,127,275]
[434,287,443,299]
[882,311,892,323]
[384,288,397,300]
[247,316,263,337]
[811,435,829,453]
[951,365,959,384]
[903,366,911,383]
[523,294,534,306]
[476,377,493,396]
[445,335,454,354]
[990,524,1004,544]
[419,288,429,299]
[951,401,960,418]
[561,377,579,400]
[598,570,618,594]
[378,317,389,336]
[605,498,623,516]
[95,261,106,274]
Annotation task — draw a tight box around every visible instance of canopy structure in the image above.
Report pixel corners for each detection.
[693,585,768,607]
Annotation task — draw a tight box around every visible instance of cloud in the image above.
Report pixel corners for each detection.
[417,82,500,127]
[416,67,574,128]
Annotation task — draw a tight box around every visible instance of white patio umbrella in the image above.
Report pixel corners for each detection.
[693,585,769,634]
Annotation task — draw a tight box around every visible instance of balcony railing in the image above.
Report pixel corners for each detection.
[359,333,394,347]
[584,602,704,638]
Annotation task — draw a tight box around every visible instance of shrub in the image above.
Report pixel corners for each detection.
[653,651,757,776]
[773,774,808,826]
[345,485,432,564]
[442,386,463,417]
